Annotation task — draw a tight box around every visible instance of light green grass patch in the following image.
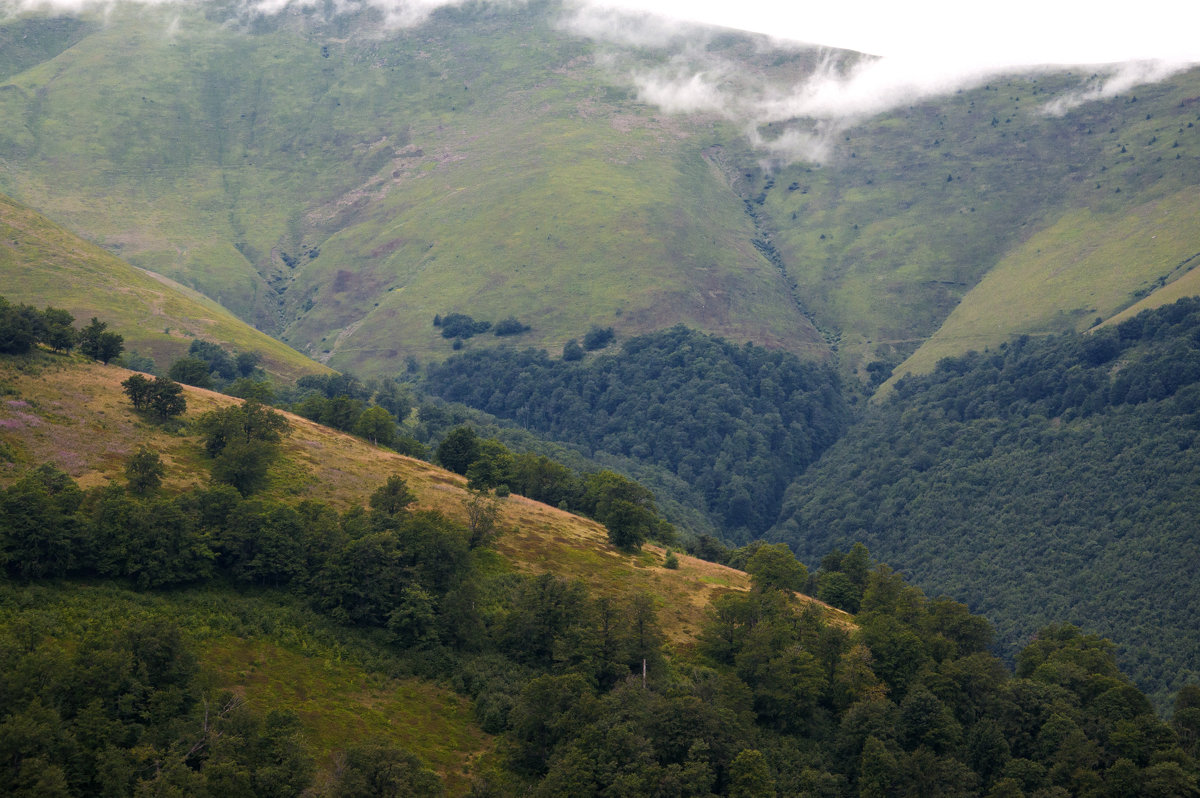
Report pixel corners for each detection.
[891,187,1200,381]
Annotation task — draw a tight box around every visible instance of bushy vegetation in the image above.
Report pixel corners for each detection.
[195,400,290,496]
[0,609,318,796]
[774,297,1200,708]
[438,313,492,340]
[425,326,849,541]
[122,373,187,420]
[0,295,125,365]
[286,372,426,457]
[493,317,531,337]
[166,339,268,396]
[4,463,1196,796]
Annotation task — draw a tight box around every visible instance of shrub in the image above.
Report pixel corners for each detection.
[493,317,531,337]
[440,313,491,339]
[562,339,584,361]
[582,325,615,351]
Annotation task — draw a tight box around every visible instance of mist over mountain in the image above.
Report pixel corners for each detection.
[1,0,1197,381]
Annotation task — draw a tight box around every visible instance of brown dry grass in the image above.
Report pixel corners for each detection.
[0,354,851,645]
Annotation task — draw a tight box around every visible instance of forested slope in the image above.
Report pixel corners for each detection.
[425,326,849,541]
[773,297,1200,708]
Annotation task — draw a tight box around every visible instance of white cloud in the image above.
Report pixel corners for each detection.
[632,68,729,115]
[566,0,1200,164]
[574,0,1200,67]
[562,3,707,50]
[1041,60,1194,116]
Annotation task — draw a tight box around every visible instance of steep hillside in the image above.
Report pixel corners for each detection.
[0,351,833,791]
[3,353,1198,795]
[3,5,1197,381]
[892,185,1200,380]
[0,5,824,375]
[0,192,331,381]
[754,67,1200,381]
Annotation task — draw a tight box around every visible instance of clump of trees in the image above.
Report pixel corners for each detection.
[167,339,268,397]
[582,325,615,351]
[493,316,531,337]
[77,317,124,364]
[0,297,80,354]
[195,400,289,495]
[433,425,674,549]
[434,312,531,341]
[562,338,584,361]
[288,372,425,457]
[122,373,187,420]
[0,296,124,363]
[438,313,491,340]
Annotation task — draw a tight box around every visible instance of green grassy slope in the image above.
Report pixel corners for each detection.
[894,187,1200,379]
[1,4,1197,383]
[0,3,823,376]
[0,192,332,381]
[757,68,1200,381]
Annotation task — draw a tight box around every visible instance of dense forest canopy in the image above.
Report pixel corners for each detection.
[425,326,849,542]
[773,297,1200,710]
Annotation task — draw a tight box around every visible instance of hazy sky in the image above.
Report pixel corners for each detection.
[582,0,1200,67]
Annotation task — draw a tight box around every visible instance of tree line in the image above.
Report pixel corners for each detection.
[433,425,675,549]
[0,295,123,363]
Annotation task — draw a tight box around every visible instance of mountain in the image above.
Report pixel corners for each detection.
[2,4,1197,381]
[0,4,823,376]
[0,191,331,381]
[4,2,1200,790]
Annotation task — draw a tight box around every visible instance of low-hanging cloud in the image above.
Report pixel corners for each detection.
[613,49,1000,165]
[562,3,709,50]
[1041,60,1193,116]
[0,0,494,27]
[565,1,1200,166]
